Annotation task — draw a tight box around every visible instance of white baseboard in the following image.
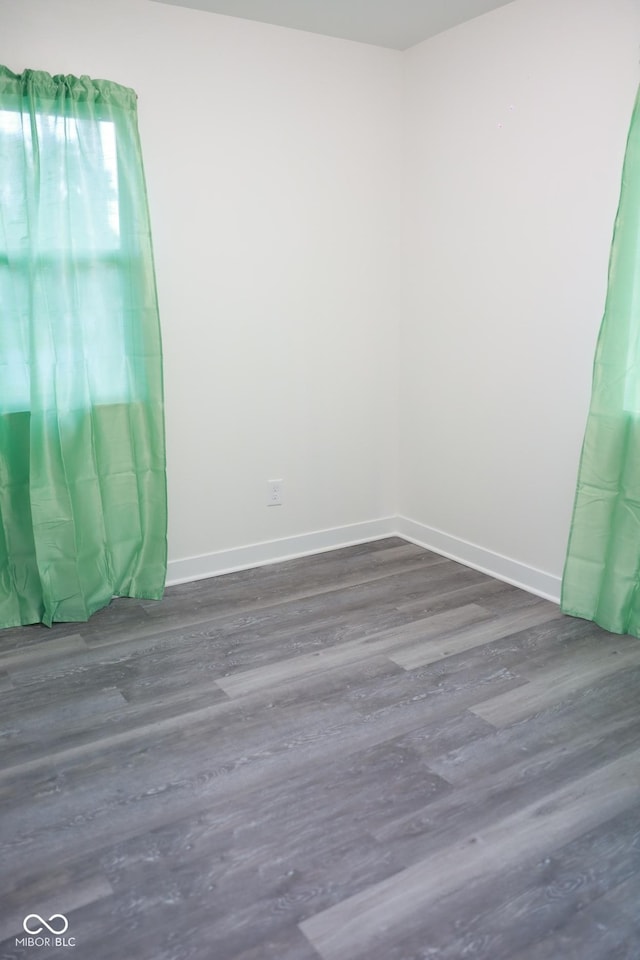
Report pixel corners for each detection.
[166,514,562,604]
[166,517,397,586]
[395,516,561,604]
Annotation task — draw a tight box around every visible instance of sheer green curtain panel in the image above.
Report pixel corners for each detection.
[561,84,640,637]
[0,66,167,628]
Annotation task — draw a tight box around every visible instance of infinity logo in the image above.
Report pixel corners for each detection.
[23,914,69,935]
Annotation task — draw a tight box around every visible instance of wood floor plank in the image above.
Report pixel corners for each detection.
[54,560,480,661]
[508,898,640,960]
[603,870,640,922]
[215,603,492,697]
[0,631,87,671]
[370,712,640,875]
[299,750,640,960]
[387,602,562,669]
[375,805,640,960]
[426,666,640,787]
[470,633,640,728]
[0,868,113,945]
[1,538,638,959]
[134,541,449,630]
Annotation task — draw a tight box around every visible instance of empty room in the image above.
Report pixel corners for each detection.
[1,0,640,957]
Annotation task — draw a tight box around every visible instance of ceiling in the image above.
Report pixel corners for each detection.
[149,0,517,50]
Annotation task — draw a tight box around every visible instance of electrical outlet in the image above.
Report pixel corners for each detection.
[267,479,284,506]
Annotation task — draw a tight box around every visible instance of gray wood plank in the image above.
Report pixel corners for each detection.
[508,898,640,960]
[0,631,87,671]
[471,634,640,728]
[375,805,640,960]
[0,868,113,945]
[0,537,638,960]
[215,603,492,697]
[387,602,562,669]
[602,869,640,922]
[299,750,640,960]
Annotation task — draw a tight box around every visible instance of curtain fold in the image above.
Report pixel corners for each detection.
[0,66,167,628]
[561,84,640,637]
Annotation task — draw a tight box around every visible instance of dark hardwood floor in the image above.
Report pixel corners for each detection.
[0,537,639,959]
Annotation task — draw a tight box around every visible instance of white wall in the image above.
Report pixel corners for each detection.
[0,0,404,577]
[400,0,640,596]
[1,0,639,596]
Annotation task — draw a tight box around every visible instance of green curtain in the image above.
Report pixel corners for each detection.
[561,84,640,637]
[0,66,167,628]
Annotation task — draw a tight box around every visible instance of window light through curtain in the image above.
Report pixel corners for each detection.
[0,66,167,628]
[561,83,640,637]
